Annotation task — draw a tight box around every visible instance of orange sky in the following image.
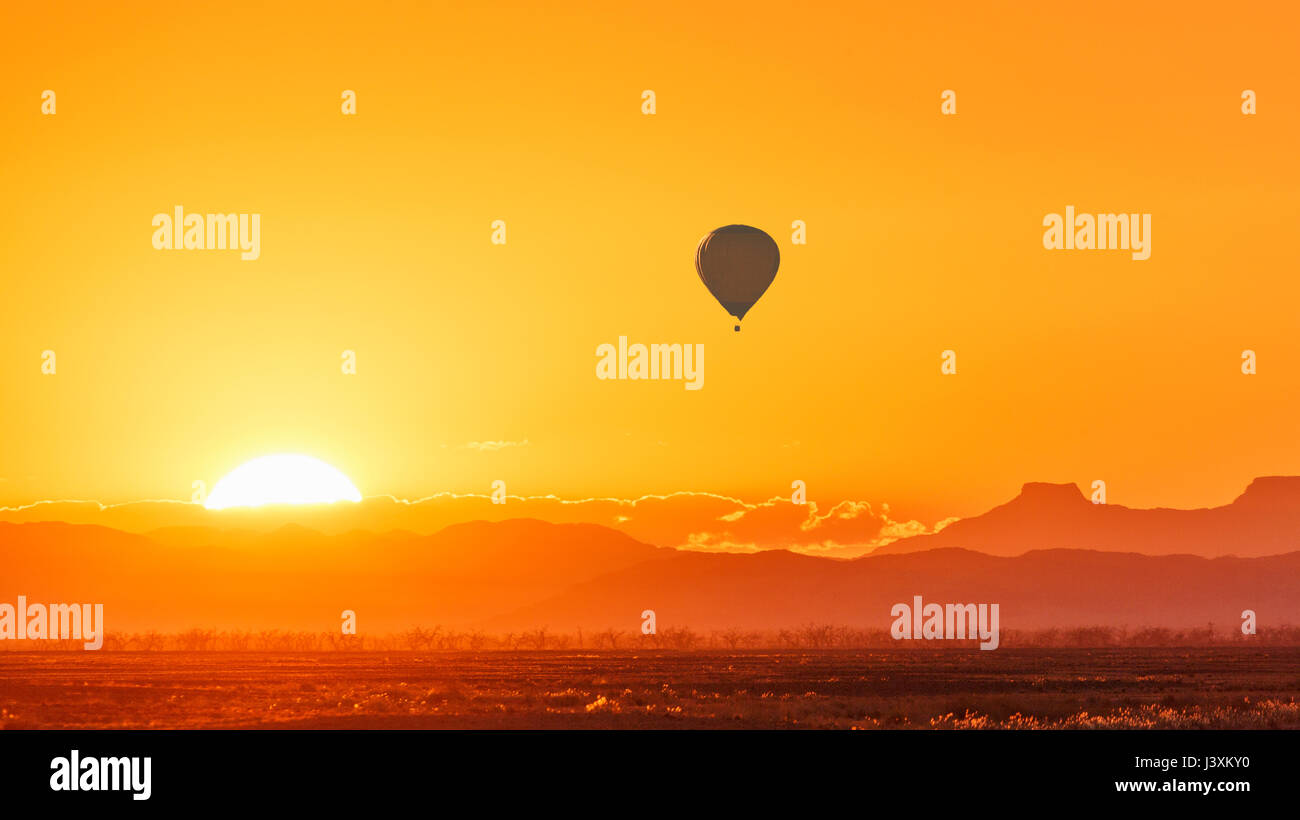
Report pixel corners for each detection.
[2,1,1299,528]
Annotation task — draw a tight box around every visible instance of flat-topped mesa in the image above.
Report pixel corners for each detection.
[1233,476,1300,509]
[1013,482,1089,506]
[864,475,1300,558]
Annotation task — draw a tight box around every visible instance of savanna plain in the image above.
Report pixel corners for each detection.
[4,647,1299,730]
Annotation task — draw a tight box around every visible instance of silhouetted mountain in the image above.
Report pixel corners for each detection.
[0,518,666,631]
[494,546,1300,630]
[3,517,1297,633]
[871,477,1300,558]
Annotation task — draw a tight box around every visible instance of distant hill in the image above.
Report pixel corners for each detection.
[872,477,1300,558]
[0,519,666,632]
[3,517,1298,633]
[494,546,1300,631]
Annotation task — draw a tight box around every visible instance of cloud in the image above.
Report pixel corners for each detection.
[0,488,949,559]
[460,439,529,452]
[674,496,928,558]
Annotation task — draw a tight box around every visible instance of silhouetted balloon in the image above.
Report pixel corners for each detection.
[694,225,780,331]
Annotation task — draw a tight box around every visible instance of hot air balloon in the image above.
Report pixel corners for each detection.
[694,225,780,331]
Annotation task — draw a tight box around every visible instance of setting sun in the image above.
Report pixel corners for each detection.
[204,454,362,510]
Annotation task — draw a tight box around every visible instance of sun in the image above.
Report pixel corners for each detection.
[204,454,362,510]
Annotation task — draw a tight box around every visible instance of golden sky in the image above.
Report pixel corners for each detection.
[2,0,1299,528]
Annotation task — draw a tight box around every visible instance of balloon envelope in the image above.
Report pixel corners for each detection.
[694,225,780,325]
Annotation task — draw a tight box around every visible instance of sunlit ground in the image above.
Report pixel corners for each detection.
[3,648,1298,729]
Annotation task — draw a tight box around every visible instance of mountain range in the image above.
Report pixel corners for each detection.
[875,476,1300,558]
[3,477,1299,632]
